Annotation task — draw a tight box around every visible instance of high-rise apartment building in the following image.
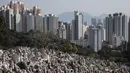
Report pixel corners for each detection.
[105,14,113,44]
[43,15,48,33]
[0,7,6,19]
[57,21,66,39]
[37,7,42,15]
[118,13,123,36]
[33,6,37,15]
[64,22,72,41]
[34,15,43,32]
[25,13,35,32]
[72,11,84,40]
[43,14,58,34]
[105,13,129,45]
[122,14,129,42]
[112,34,123,48]
[14,1,19,14]
[17,1,24,13]
[101,27,106,41]
[14,13,22,32]
[21,10,27,32]
[0,1,44,33]
[9,1,14,9]
[87,25,102,52]
[113,13,118,35]
[9,1,24,14]
[91,17,97,25]
[129,18,130,42]
[5,8,14,29]
[83,24,87,38]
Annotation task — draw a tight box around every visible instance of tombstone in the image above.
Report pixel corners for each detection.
[0,69,2,73]
[12,53,21,64]
[68,69,74,73]
[0,50,3,57]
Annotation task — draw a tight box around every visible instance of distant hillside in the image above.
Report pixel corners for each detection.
[58,12,107,25]
[58,12,92,24]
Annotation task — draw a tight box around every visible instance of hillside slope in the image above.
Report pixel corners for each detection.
[0,47,129,73]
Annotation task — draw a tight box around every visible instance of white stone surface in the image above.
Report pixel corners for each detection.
[0,47,129,73]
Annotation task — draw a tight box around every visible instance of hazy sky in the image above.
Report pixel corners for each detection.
[0,0,130,16]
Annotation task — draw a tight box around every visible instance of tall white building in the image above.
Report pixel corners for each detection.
[13,1,19,14]
[21,10,28,32]
[113,13,119,36]
[128,18,130,42]
[0,7,7,24]
[118,13,123,36]
[122,14,129,42]
[25,13,34,32]
[34,15,43,32]
[5,8,14,29]
[105,13,129,45]
[112,34,123,48]
[105,14,113,44]
[87,25,102,52]
[72,11,83,40]
[43,15,48,33]
[97,25,106,41]
[57,21,66,39]
[91,17,97,25]
[14,13,22,32]
[43,14,58,34]
[64,22,72,41]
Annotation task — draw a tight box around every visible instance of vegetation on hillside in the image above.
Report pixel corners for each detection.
[0,15,79,54]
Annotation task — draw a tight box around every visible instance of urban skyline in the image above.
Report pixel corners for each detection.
[1,1,130,73]
[0,0,130,16]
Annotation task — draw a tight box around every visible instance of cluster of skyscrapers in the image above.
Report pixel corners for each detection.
[70,11,104,52]
[87,13,130,51]
[0,1,73,40]
[0,1,42,32]
[105,13,130,48]
[1,1,130,52]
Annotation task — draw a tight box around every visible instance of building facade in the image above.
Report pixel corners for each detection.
[72,11,84,40]
[128,18,130,42]
[43,15,48,33]
[91,17,97,26]
[122,14,129,42]
[5,8,14,29]
[25,13,34,32]
[14,13,22,32]
[87,25,102,52]
[57,21,66,39]
[44,14,58,34]
[34,15,43,32]
[71,39,87,48]
[105,14,113,44]
[64,22,72,41]
[112,34,123,48]
[105,13,129,45]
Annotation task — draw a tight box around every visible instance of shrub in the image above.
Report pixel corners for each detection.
[72,45,78,53]
[63,42,72,52]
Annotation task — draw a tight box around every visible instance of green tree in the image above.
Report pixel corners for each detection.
[63,42,72,52]
[0,16,15,47]
[72,45,78,53]
[0,16,7,32]
[98,45,111,59]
